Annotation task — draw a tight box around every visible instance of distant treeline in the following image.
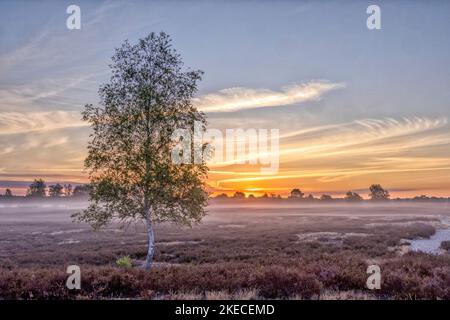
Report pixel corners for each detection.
[1,180,449,203]
[212,185,450,202]
[0,179,91,199]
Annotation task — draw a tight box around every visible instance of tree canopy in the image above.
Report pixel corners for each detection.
[26,179,47,197]
[369,184,390,201]
[345,191,362,201]
[49,183,64,197]
[290,188,304,199]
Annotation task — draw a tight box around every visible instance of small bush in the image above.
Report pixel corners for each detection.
[115,256,132,269]
[441,241,450,251]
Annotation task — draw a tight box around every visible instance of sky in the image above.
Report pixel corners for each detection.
[1,0,450,198]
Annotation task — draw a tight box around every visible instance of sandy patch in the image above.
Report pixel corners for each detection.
[49,229,85,236]
[364,220,442,228]
[57,239,81,245]
[157,240,203,246]
[387,243,411,256]
[218,224,247,229]
[132,260,181,268]
[296,232,370,244]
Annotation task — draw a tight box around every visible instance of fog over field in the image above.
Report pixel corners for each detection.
[2,199,449,227]
[2,201,450,266]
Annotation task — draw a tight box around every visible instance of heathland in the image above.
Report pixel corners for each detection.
[0,200,449,299]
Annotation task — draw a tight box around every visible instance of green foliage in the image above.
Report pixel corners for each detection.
[73,32,208,228]
[116,255,133,268]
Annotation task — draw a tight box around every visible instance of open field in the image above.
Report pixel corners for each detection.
[1,201,449,299]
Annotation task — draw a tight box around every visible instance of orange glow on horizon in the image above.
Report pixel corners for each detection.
[2,117,450,198]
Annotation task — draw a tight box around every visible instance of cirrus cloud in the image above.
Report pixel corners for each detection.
[194,81,345,113]
[0,111,87,135]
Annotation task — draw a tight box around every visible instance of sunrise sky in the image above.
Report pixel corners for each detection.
[1,0,450,198]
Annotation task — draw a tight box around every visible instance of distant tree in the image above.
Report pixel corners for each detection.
[26,179,47,197]
[215,193,228,199]
[248,194,255,199]
[345,191,363,202]
[320,194,333,201]
[369,184,390,201]
[261,193,269,198]
[49,184,64,197]
[413,195,429,201]
[233,191,246,199]
[290,188,304,199]
[306,194,315,201]
[73,33,208,270]
[4,189,13,197]
[72,184,91,197]
[64,184,73,197]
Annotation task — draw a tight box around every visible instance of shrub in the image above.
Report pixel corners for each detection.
[440,241,450,251]
[115,256,132,269]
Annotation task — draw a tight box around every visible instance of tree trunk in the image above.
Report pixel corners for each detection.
[143,215,155,270]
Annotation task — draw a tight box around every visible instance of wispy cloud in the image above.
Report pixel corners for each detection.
[43,136,69,149]
[0,111,86,135]
[84,0,132,28]
[0,30,50,73]
[194,81,345,113]
[0,1,130,73]
[207,116,450,194]
[280,117,449,160]
[0,71,105,112]
[208,117,448,168]
[281,117,448,140]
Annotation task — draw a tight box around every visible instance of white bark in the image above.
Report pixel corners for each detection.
[143,213,154,270]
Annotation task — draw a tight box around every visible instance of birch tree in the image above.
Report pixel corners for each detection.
[73,32,208,270]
